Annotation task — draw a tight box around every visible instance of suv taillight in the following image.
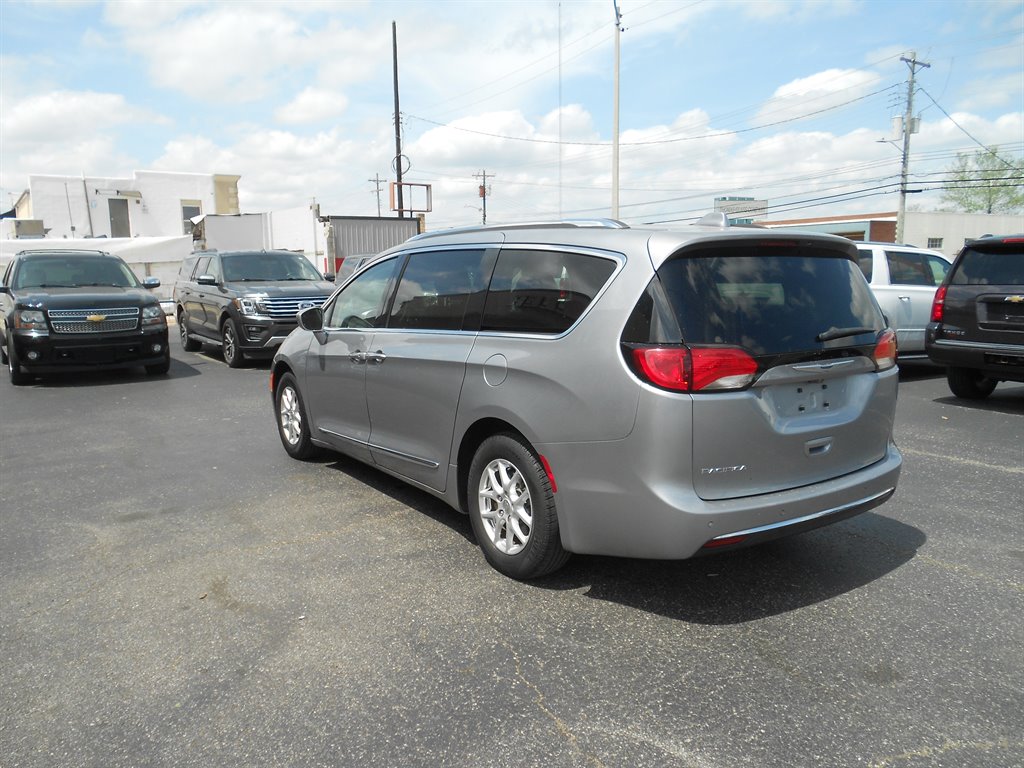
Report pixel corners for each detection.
[873,329,897,371]
[930,285,947,323]
[631,346,757,392]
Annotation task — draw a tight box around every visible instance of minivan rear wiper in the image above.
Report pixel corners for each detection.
[816,326,876,342]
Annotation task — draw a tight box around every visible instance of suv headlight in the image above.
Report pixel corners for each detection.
[14,309,47,331]
[234,296,268,317]
[141,305,167,327]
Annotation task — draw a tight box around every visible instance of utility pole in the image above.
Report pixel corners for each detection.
[392,21,404,219]
[474,170,492,225]
[368,174,385,217]
[897,51,929,244]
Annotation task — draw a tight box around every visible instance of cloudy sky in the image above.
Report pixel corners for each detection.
[1,0,1021,229]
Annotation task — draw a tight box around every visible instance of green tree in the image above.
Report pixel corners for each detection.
[940,147,1024,214]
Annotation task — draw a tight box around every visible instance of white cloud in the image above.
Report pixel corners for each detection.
[1,91,167,145]
[275,87,349,124]
[755,68,883,126]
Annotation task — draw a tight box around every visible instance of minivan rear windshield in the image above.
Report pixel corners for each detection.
[656,242,882,356]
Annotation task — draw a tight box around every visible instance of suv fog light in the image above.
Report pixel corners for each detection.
[26,350,41,361]
[152,343,163,353]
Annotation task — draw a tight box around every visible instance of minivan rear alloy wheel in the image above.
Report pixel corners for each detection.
[179,312,201,351]
[946,366,997,399]
[468,433,569,580]
[222,319,244,368]
[275,372,318,459]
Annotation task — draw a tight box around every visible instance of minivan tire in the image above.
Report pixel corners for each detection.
[467,433,569,580]
[946,366,997,399]
[222,319,244,368]
[179,312,201,351]
[275,372,319,460]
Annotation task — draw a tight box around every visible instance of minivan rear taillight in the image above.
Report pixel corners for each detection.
[930,285,947,323]
[631,346,757,392]
[873,329,897,371]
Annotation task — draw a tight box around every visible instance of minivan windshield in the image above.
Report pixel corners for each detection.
[657,243,882,356]
[222,252,324,282]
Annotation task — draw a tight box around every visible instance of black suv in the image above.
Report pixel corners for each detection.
[926,234,1024,399]
[0,249,170,385]
[173,249,334,367]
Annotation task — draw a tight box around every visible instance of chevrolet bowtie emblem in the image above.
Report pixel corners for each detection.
[1004,296,1024,304]
[87,314,107,322]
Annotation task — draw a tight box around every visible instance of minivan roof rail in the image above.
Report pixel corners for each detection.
[408,218,630,241]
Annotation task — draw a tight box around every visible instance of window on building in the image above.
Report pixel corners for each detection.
[182,200,202,235]
[927,238,943,249]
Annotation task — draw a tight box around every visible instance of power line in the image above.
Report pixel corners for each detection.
[405,84,899,148]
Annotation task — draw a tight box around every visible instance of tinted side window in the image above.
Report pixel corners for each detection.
[389,249,489,331]
[324,257,400,329]
[857,251,873,281]
[925,254,950,284]
[481,249,616,334]
[886,250,933,286]
[194,256,211,278]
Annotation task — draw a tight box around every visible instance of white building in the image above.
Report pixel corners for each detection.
[759,210,1024,259]
[12,170,240,240]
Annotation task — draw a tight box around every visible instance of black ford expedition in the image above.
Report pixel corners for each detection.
[926,234,1024,399]
[173,249,334,367]
[0,249,170,385]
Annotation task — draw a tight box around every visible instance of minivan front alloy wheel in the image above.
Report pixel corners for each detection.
[275,372,318,459]
[468,433,568,579]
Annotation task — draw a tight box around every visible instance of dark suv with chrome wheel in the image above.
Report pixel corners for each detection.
[0,249,169,385]
[926,234,1024,399]
[173,249,334,367]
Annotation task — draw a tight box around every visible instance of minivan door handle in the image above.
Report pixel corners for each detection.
[349,350,366,363]
[366,350,387,365]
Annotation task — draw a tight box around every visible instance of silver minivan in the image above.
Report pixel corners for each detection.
[271,216,902,579]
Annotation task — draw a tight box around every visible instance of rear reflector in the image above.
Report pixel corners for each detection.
[538,454,557,494]
[702,534,748,549]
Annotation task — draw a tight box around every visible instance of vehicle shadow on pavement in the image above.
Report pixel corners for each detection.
[897,362,945,381]
[17,356,203,388]
[317,451,925,625]
[533,512,927,625]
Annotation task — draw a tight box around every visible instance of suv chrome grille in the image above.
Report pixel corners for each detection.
[260,296,327,320]
[47,307,140,334]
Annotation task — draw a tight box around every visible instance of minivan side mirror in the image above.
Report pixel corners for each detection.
[142,276,161,289]
[297,306,324,332]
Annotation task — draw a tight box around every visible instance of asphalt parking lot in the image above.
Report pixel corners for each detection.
[1,347,1021,768]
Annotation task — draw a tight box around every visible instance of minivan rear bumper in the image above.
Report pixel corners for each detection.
[542,441,902,560]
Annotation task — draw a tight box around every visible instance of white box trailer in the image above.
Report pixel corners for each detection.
[323,215,421,277]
